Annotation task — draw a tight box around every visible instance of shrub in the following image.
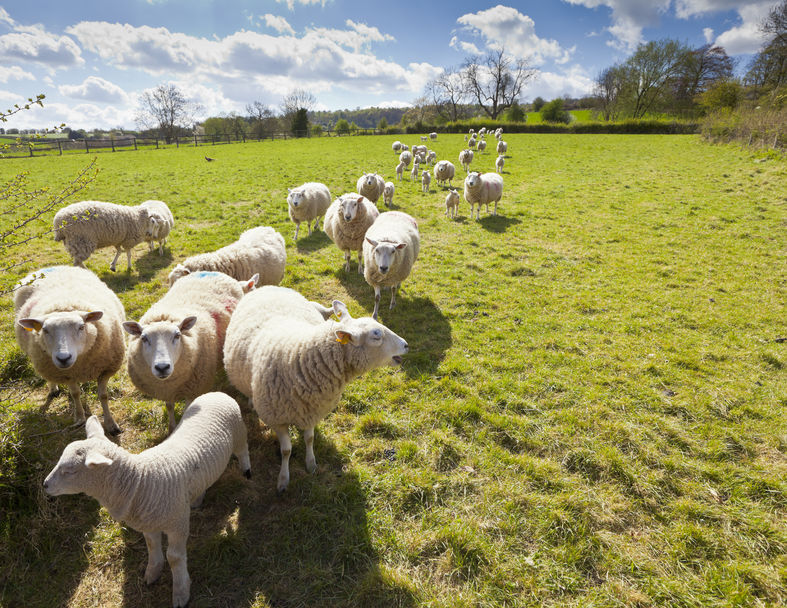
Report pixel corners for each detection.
[291,108,309,137]
[541,99,572,124]
[532,96,546,112]
[378,117,388,130]
[311,123,323,136]
[505,103,526,122]
[697,81,744,112]
[335,118,350,135]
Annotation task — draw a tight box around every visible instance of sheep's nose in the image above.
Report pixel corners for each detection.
[154,362,171,374]
[403,341,409,352]
[43,479,49,489]
[344,215,352,221]
[56,353,72,365]
[379,265,388,273]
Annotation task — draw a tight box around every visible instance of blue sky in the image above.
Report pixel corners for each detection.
[0,0,775,130]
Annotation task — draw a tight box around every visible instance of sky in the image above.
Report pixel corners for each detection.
[0,0,777,130]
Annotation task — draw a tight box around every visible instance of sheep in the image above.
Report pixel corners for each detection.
[411,160,420,182]
[53,200,160,272]
[43,393,250,608]
[429,132,438,140]
[395,161,405,181]
[323,193,380,274]
[459,148,474,172]
[445,189,460,219]
[468,128,475,135]
[383,181,395,207]
[434,160,456,187]
[392,140,402,152]
[468,137,477,149]
[420,135,428,141]
[421,170,431,193]
[140,200,174,255]
[399,150,412,168]
[356,172,386,204]
[477,139,487,153]
[14,265,125,435]
[286,182,332,240]
[412,144,428,157]
[362,211,420,320]
[124,270,257,432]
[496,154,505,173]
[167,226,285,287]
[464,134,468,142]
[426,150,437,165]
[401,144,409,151]
[497,140,508,155]
[478,127,487,135]
[223,286,408,491]
[495,127,504,140]
[464,171,504,220]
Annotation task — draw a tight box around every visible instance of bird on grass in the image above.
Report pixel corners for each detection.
[205,155,215,162]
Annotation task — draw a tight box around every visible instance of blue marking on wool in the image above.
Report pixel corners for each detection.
[193,271,223,279]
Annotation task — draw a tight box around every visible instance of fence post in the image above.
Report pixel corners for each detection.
[58,140,62,155]
[194,134,198,147]
[85,139,89,153]
[134,137,138,150]
[155,139,159,149]
[29,144,33,157]
[111,137,115,152]
[175,136,179,148]
[212,135,216,145]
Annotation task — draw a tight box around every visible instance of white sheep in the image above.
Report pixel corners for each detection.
[167,226,285,287]
[445,189,460,219]
[459,148,474,172]
[410,161,420,182]
[495,127,504,140]
[420,135,428,141]
[464,134,468,142]
[395,161,405,181]
[140,200,174,255]
[392,140,402,152]
[362,211,420,320]
[356,172,386,204]
[426,150,437,165]
[421,170,431,193]
[286,182,332,240]
[43,393,251,608]
[429,132,438,140]
[401,144,409,151]
[412,144,428,157]
[434,160,456,187]
[399,150,412,168]
[468,128,475,135]
[383,181,395,207]
[477,139,487,153]
[14,265,125,434]
[496,154,505,173]
[223,287,408,491]
[323,194,380,273]
[53,200,159,272]
[468,137,477,149]
[478,127,487,135]
[497,140,508,155]
[124,270,257,432]
[464,171,504,220]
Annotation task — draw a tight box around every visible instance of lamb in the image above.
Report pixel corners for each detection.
[445,189,460,219]
[426,150,437,165]
[124,270,257,432]
[411,160,420,182]
[286,182,332,240]
[464,134,468,142]
[53,200,160,272]
[421,170,431,193]
[429,132,438,140]
[167,226,285,287]
[399,150,412,168]
[496,154,505,173]
[495,127,504,140]
[468,128,475,135]
[497,140,508,155]
[223,286,408,491]
[401,144,409,151]
[412,144,428,157]
[323,193,380,273]
[43,393,251,608]
[362,211,420,320]
[434,160,456,186]
[14,265,125,434]
[477,139,487,153]
[140,200,174,255]
[383,181,395,207]
[356,173,386,204]
[395,161,405,181]
[468,137,477,149]
[464,171,504,220]
[459,148,474,172]
[392,140,402,152]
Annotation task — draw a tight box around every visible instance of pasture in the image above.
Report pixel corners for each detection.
[1,133,786,608]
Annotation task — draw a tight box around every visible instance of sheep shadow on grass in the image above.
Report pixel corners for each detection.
[294,229,332,254]
[99,248,173,293]
[478,214,521,234]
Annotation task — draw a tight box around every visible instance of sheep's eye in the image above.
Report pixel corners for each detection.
[173,333,180,342]
[78,324,86,332]
[372,329,382,339]
[141,335,150,345]
[42,328,49,335]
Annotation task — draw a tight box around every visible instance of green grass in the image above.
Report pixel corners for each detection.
[525,109,594,124]
[1,134,786,607]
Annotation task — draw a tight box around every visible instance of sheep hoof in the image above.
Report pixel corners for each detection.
[109,266,116,272]
[107,424,123,436]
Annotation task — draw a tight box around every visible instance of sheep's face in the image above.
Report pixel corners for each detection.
[422,171,430,180]
[339,196,363,222]
[332,301,409,367]
[365,238,406,275]
[146,213,164,238]
[384,184,394,196]
[465,172,481,188]
[18,311,103,370]
[167,264,190,286]
[362,174,377,189]
[122,317,197,380]
[287,189,304,208]
[44,417,112,496]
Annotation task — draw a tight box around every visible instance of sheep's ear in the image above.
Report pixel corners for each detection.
[242,274,259,293]
[179,316,197,332]
[395,243,407,250]
[83,311,103,324]
[365,237,378,248]
[85,450,113,468]
[85,415,106,439]
[332,300,351,320]
[122,321,143,336]
[18,318,43,332]
[287,188,292,193]
[334,328,361,346]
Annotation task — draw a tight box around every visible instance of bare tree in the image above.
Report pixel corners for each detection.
[462,48,537,119]
[746,0,787,90]
[135,84,202,143]
[425,67,469,122]
[594,64,630,121]
[281,89,316,116]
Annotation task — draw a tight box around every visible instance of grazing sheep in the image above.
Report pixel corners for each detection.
[445,189,460,219]
[124,270,258,432]
[401,144,409,151]
[497,140,508,155]
[496,154,505,173]
[383,181,395,207]
[468,128,475,135]
[421,170,431,193]
[286,182,332,240]
[464,171,504,220]
[459,148,474,172]
[395,161,405,181]
[44,394,250,608]
[363,211,420,320]
[323,194,380,273]
[392,140,402,152]
[167,226,285,287]
[434,160,456,187]
[14,265,125,434]
[223,287,408,491]
[495,127,504,140]
[356,172,386,204]
[140,200,174,256]
[411,161,420,182]
[478,127,487,135]
[412,144,428,157]
[429,132,438,140]
[53,200,160,272]
[399,150,413,168]
[477,139,487,153]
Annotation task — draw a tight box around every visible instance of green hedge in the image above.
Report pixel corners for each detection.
[402,120,699,135]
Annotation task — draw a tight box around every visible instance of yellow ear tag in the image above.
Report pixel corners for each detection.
[336,333,350,344]
[23,326,33,332]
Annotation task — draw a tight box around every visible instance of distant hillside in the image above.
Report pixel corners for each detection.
[309,107,407,129]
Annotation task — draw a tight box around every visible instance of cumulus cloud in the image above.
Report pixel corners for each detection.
[0,7,16,28]
[0,65,34,83]
[563,0,671,51]
[449,35,481,55]
[262,14,295,35]
[456,5,573,64]
[275,0,327,11]
[707,3,772,54]
[377,100,413,108]
[0,28,84,68]
[59,76,129,104]
[521,64,595,100]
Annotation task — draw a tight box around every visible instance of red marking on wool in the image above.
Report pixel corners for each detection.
[224,298,237,314]
[211,311,226,348]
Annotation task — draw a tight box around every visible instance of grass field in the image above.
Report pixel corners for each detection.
[1,133,786,608]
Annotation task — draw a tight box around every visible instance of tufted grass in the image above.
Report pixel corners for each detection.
[1,133,786,607]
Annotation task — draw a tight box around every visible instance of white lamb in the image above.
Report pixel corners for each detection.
[421,170,431,193]
[434,160,456,187]
[399,150,412,168]
[429,132,438,140]
[411,161,420,182]
[497,140,508,155]
[445,189,460,219]
[464,171,504,220]
[392,140,402,152]
[223,287,408,492]
[464,134,468,142]
[14,265,125,434]
[124,270,257,432]
[468,137,477,149]
[383,181,395,207]
[459,148,474,172]
[323,194,380,273]
[286,182,332,240]
[395,161,405,181]
[53,200,161,272]
[167,226,285,287]
[496,154,505,173]
[44,393,250,608]
[362,211,420,320]
[140,200,174,255]
[426,150,437,165]
[477,139,487,153]
[356,172,386,204]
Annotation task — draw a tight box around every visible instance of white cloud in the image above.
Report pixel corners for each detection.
[674,0,766,19]
[563,0,671,51]
[275,0,326,11]
[59,76,130,104]
[703,27,715,43]
[345,20,394,44]
[0,65,34,83]
[376,100,412,108]
[710,4,772,54]
[262,14,295,35]
[522,64,595,100]
[456,5,574,64]
[0,7,16,28]
[449,35,481,55]
[0,29,84,68]
[1,98,136,130]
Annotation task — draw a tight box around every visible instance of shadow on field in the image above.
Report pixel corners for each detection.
[99,249,172,292]
[478,214,520,233]
[295,229,332,254]
[120,410,417,607]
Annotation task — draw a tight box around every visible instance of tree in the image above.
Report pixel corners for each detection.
[623,40,692,118]
[594,64,630,120]
[425,67,470,122]
[696,80,743,111]
[504,102,526,122]
[540,99,571,123]
[136,84,202,143]
[673,44,734,103]
[246,101,278,139]
[377,117,388,130]
[745,0,787,91]
[291,108,309,137]
[462,48,537,119]
[335,118,350,135]
[532,96,546,111]
[281,89,316,134]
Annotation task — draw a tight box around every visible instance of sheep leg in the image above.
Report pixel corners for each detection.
[275,425,292,493]
[493,201,498,216]
[343,251,351,273]
[390,284,399,310]
[166,525,191,608]
[68,381,86,425]
[373,286,381,320]
[97,373,121,435]
[109,248,122,272]
[357,251,363,274]
[143,531,165,584]
[294,223,300,240]
[125,249,132,271]
[166,402,177,433]
[235,440,252,479]
[304,426,317,474]
[307,221,312,237]
[158,240,164,255]
[191,492,205,508]
[40,382,60,413]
